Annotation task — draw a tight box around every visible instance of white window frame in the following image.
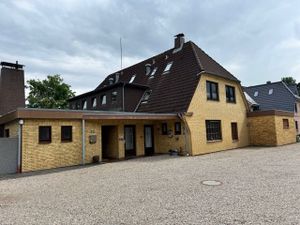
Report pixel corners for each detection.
[163,62,173,74]
[82,100,87,110]
[254,91,258,97]
[129,74,136,83]
[268,89,273,95]
[101,95,107,105]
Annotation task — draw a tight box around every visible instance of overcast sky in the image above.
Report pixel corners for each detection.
[0,0,300,95]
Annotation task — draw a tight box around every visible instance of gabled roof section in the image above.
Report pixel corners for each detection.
[244,81,298,112]
[287,84,299,96]
[73,37,241,113]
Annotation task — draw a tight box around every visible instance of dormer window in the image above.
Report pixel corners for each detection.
[82,100,87,110]
[268,89,273,95]
[149,67,157,78]
[141,90,151,103]
[111,91,117,103]
[100,95,107,105]
[92,97,97,108]
[129,75,136,83]
[108,77,114,85]
[163,62,173,74]
[254,91,258,97]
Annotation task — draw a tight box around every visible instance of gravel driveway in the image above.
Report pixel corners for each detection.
[0,144,300,225]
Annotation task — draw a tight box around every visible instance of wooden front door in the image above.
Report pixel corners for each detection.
[144,125,154,156]
[124,125,136,157]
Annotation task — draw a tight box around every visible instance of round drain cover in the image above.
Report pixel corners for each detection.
[201,180,222,186]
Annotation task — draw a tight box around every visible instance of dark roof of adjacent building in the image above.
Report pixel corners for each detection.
[71,37,240,113]
[287,84,299,96]
[244,81,300,112]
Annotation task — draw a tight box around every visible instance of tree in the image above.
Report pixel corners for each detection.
[26,75,75,109]
[281,76,297,85]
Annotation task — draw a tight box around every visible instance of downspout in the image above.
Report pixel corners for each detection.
[82,119,86,165]
[123,83,125,111]
[17,119,24,173]
[178,113,192,156]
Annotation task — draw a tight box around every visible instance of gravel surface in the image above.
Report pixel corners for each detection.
[0,144,300,225]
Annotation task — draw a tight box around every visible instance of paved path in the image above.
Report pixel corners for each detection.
[0,144,300,225]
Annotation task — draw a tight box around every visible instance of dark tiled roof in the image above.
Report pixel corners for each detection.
[244,81,298,112]
[91,41,239,113]
[287,84,299,96]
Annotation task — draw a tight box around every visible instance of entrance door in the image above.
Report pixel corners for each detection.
[124,125,136,157]
[144,125,154,156]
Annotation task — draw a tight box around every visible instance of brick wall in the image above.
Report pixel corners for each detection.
[186,73,250,155]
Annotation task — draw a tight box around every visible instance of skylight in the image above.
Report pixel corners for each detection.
[149,67,157,77]
[92,98,97,108]
[141,90,151,103]
[254,91,258,97]
[268,89,273,95]
[101,95,106,105]
[129,74,136,83]
[163,62,173,74]
[82,100,87,110]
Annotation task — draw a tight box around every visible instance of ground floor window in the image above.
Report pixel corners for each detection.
[4,129,9,138]
[231,122,238,140]
[283,119,289,129]
[61,126,72,142]
[161,123,168,135]
[39,126,51,143]
[174,122,181,135]
[206,120,222,141]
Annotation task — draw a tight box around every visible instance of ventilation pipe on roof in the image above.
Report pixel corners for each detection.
[115,72,120,83]
[173,33,185,54]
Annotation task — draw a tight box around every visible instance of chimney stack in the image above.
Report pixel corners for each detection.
[173,33,185,53]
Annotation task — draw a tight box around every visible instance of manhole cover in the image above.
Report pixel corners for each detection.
[201,180,222,186]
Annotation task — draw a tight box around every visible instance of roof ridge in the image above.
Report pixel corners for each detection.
[245,81,283,89]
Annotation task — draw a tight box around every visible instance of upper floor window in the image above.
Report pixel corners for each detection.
[254,91,258,97]
[82,100,87,110]
[39,126,51,143]
[100,95,107,105]
[111,91,117,103]
[141,90,151,103]
[92,97,97,108]
[268,89,273,95]
[226,85,236,103]
[283,119,289,129]
[129,74,136,83]
[206,81,219,101]
[163,62,173,74]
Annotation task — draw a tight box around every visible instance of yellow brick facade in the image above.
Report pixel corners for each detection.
[186,73,249,155]
[4,120,19,138]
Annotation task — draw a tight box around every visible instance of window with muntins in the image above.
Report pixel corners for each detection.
[226,85,236,103]
[206,81,219,101]
[61,126,72,142]
[161,123,168,135]
[206,120,222,141]
[39,126,51,143]
[231,122,238,140]
[174,122,181,135]
[283,119,289,129]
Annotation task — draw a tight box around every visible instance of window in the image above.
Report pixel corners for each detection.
[254,91,258,97]
[100,95,107,105]
[283,119,289,129]
[174,122,181,135]
[92,97,97,108]
[129,74,136,83]
[206,81,219,101]
[295,121,298,131]
[206,120,222,141]
[295,103,298,113]
[76,102,80,109]
[163,62,173,74]
[161,123,168,135]
[4,129,9,138]
[268,89,273,95]
[111,91,117,102]
[141,90,151,103]
[39,126,51,143]
[82,100,87,110]
[231,122,238,140]
[150,67,157,77]
[226,85,236,103]
[61,126,72,142]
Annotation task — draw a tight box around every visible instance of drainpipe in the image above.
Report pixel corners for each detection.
[178,113,192,156]
[123,83,125,111]
[17,119,24,173]
[82,119,86,165]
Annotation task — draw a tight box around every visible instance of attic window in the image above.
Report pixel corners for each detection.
[163,62,173,74]
[92,97,97,108]
[100,95,107,105]
[129,74,136,83]
[254,91,259,97]
[111,91,117,103]
[268,89,273,95]
[149,67,157,78]
[141,90,151,103]
[82,100,87,110]
[108,77,114,85]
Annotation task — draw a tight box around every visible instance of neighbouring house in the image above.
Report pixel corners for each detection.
[0,34,296,173]
[244,81,300,135]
